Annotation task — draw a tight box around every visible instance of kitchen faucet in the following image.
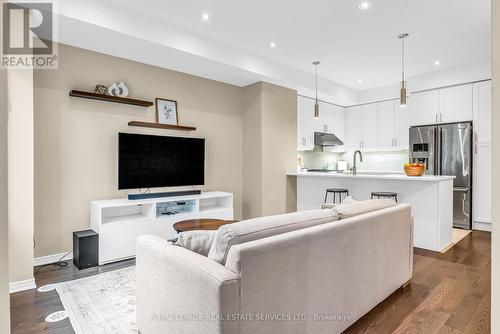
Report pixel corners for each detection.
[352,150,363,175]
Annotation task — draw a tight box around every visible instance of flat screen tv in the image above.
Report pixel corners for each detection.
[118,133,205,190]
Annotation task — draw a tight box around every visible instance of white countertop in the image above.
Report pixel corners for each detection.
[287,171,455,182]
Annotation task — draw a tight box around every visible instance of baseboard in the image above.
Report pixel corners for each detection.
[473,221,492,232]
[34,251,73,267]
[9,279,36,294]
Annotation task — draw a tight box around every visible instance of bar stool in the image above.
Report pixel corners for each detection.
[371,191,398,202]
[324,188,349,204]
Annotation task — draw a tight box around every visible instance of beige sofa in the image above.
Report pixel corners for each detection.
[136,204,413,334]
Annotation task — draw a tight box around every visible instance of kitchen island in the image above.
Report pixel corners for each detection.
[288,171,455,252]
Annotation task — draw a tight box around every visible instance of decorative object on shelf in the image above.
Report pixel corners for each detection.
[404,162,425,176]
[94,84,108,95]
[108,81,129,97]
[69,90,153,107]
[313,61,320,119]
[398,33,409,107]
[156,98,178,125]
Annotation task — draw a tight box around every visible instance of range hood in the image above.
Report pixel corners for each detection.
[314,132,343,147]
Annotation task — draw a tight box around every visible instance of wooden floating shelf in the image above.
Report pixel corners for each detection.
[128,121,196,131]
[69,90,154,107]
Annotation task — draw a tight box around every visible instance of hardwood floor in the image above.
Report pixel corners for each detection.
[345,231,491,333]
[11,231,491,334]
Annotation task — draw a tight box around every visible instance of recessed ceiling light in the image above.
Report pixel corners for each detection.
[434,60,441,66]
[202,13,210,21]
[358,2,372,10]
[269,41,276,48]
[358,78,363,83]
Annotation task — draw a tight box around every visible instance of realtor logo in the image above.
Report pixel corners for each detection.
[2,1,58,68]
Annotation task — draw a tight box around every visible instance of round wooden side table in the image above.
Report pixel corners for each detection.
[173,218,237,233]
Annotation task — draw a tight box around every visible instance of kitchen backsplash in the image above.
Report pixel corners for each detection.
[298,149,409,173]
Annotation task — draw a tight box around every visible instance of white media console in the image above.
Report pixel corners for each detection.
[90,191,233,265]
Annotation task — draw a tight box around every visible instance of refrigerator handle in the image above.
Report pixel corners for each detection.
[436,127,442,175]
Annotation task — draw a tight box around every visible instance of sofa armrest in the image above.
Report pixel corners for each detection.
[136,235,240,334]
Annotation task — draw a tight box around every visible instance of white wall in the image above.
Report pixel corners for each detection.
[8,68,35,286]
[359,61,491,104]
[0,66,11,332]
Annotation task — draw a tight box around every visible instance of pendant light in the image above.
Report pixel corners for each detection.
[313,61,320,119]
[398,33,409,107]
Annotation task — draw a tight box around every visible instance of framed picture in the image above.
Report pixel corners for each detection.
[156,98,178,125]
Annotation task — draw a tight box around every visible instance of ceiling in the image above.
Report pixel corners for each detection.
[55,0,491,103]
[105,0,491,90]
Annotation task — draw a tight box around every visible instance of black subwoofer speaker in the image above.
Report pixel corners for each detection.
[73,230,99,270]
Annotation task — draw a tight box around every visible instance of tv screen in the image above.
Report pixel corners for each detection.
[118,133,205,190]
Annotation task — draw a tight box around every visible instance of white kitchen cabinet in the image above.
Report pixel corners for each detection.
[377,100,395,148]
[297,97,346,151]
[473,143,491,225]
[330,104,346,145]
[473,81,492,143]
[395,102,410,149]
[345,106,363,149]
[440,84,473,123]
[410,90,440,126]
[297,96,315,150]
[361,103,378,149]
[472,80,492,230]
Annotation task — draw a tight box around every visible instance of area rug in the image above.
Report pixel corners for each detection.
[55,266,137,334]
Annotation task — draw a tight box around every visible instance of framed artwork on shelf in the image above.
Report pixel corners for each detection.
[156,98,178,125]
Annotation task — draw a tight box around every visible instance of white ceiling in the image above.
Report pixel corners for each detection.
[54,0,491,103]
[106,0,491,89]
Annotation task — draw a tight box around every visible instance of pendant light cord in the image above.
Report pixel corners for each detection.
[401,36,405,82]
[315,64,318,102]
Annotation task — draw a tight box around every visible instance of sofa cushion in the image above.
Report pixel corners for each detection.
[341,196,358,204]
[175,230,217,256]
[207,209,339,264]
[334,199,397,219]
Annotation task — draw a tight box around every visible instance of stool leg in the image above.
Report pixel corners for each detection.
[324,191,328,204]
[371,194,374,199]
[395,195,398,203]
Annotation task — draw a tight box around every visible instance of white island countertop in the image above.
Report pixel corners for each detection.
[287,171,455,182]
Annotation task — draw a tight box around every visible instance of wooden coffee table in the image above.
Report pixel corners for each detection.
[173,218,237,233]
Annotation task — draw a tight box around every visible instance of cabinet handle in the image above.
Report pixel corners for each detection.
[324,124,328,132]
[440,113,443,122]
[394,138,397,147]
[435,114,438,123]
[302,138,307,146]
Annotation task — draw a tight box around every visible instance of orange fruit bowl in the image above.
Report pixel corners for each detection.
[404,165,425,177]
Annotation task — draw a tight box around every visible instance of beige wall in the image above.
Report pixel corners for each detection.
[492,0,499,330]
[260,82,297,216]
[0,67,11,331]
[8,68,35,283]
[242,83,263,219]
[242,82,297,219]
[34,44,244,257]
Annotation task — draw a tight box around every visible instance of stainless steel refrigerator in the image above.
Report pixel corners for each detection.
[409,122,472,229]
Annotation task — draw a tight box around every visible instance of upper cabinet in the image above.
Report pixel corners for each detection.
[410,84,473,126]
[377,101,395,148]
[394,102,410,149]
[297,96,315,150]
[297,96,346,151]
[410,90,440,126]
[361,104,378,149]
[473,81,491,143]
[439,84,473,123]
[345,106,363,149]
